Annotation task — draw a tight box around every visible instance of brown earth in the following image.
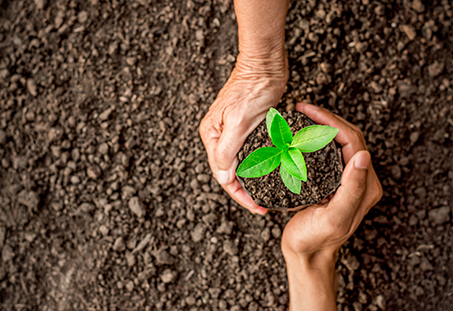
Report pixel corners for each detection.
[0,0,453,310]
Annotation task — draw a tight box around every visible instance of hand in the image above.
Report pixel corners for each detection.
[199,53,288,215]
[281,103,383,311]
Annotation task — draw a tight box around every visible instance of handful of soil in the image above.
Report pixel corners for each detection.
[237,110,343,211]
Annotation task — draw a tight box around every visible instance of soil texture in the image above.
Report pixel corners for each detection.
[237,111,343,210]
[1,0,453,310]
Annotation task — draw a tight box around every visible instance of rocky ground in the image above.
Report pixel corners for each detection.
[0,0,452,310]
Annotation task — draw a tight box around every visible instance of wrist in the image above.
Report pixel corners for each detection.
[234,52,288,83]
[284,249,338,311]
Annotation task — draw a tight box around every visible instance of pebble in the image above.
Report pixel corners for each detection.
[186,296,196,305]
[125,280,134,292]
[216,221,233,235]
[128,197,145,217]
[34,0,46,9]
[412,0,425,13]
[2,244,14,262]
[391,165,402,180]
[27,78,38,96]
[223,240,238,256]
[0,130,6,144]
[99,143,109,155]
[370,81,383,93]
[132,233,152,253]
[113,237,126,252]
[77,11,89,23]
[261,228,271,242]
[396,81,416,98]
[375,295,385,309]
[126,252,136,267]
[0,227,5,248]
[99,225,109,235]
[428,206,450,225]
[428,61,444,78]
[400,25,416,40]
[153,248,175,265]
[17,190,39,210]
[87,165,101,179]
[271,226,282,239]
[409,132,420,144]
[160,269,175,283]
[191,223,207,242]
[420,257,434,271]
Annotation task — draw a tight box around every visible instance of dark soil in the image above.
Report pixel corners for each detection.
[237,111,343,210]
[1,0,453,310]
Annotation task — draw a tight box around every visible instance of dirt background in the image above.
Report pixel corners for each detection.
[0,0,452,310]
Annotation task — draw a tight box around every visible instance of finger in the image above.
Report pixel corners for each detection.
[214,116,250,183]
[296,102,367,163]
[327,150,370,223]
[200,120,267,215]
[222,178,268,215]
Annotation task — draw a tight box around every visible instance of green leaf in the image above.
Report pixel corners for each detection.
[280,165,301,194]
[290,125,339,153]
[236,147,282,178]
[269,114,293,149]
[266,108,280,134]
[281,148,307,181]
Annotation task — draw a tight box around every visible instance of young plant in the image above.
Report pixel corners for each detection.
[236,108,339,194]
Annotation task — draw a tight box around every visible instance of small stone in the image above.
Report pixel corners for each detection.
[195,29,204,41]
[2,245,14,262]
[34,0,46,9]
[396,81,416,98]
[153,248,175,265]
[125,280,134,292]
[408,214,418,226]
[99,107,113,121]
[191,223,207,242]
[18,190,39,210]
[113,237,126,252]
[186,296,196,306]
[217,221,233,235]
[261,227,271,242]
[409,132,420,144]
[370,81,383,93]
[0,227,5,248]
[99,143,109,155]
[77,11,89,23]
[87,165,101,179]
[27,78,38,96]
[428,206,450,225]
[70,175,80,184]
[320,62,333,73]
[400,25,416,40]
[412,0,425,13]
[160,269,175,283]
[428,61,444,78]
[0,130,6,144]
[99,225,109,235]
[128,197,145,217]
[223,240,238,256]
[271,226,282,239]
[420,257,434,271]
[316,72,330,85]
[391,165,402,180]
[375,295,385,309]
[126,252,136,267]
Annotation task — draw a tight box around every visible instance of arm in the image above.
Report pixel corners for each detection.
[199,0,289,214]
[282,103,383,310]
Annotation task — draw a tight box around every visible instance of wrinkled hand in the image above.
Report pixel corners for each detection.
[199,53,288,215]
[282,103,383,259]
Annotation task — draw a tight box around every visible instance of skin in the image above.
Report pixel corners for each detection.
[199,0,289,215]
[282,103,383,310]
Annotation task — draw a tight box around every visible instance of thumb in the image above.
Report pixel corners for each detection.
[329,150,370,218]
[215,121,249,184]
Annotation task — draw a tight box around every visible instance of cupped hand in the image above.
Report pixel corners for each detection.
[282,103,383,259]
[199,53,288,215]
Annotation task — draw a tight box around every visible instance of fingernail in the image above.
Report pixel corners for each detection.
[217,170,230,184]
[354,151,370,169]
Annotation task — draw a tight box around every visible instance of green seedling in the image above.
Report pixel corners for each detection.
[236,108,339,194]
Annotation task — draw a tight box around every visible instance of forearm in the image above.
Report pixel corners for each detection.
[234,0,288,59]
[284,251,338,311]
